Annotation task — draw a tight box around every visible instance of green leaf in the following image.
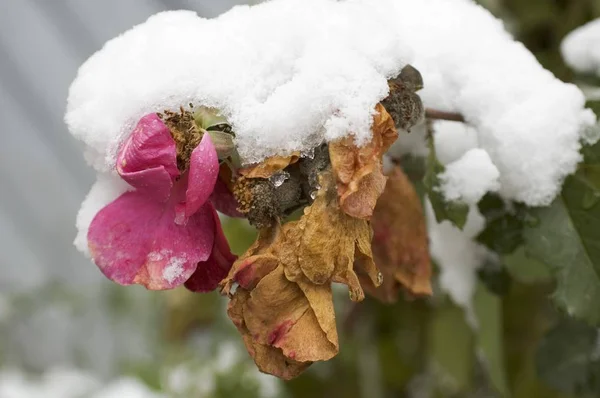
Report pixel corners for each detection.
[523,141,600,325]
[536,318,600,396]
[193,106,231,131]
[424,137,469,229]
[477,259,512,296]
[474,283,510,396]
[503,283,568,398]
[503,246,552,284]
[428,302,474,393]
[476,193,530,254]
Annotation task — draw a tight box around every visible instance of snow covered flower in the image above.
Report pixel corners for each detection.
[87,113,236,292]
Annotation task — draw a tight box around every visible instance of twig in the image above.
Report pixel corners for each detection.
[425,108,465,123]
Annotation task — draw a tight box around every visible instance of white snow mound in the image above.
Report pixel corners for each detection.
[66,0,595,218]
[562,18,600,76]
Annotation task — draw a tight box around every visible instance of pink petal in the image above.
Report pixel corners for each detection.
[88,191,215,290]
[116,114,179,201]
[185,203,236,292]
[210,179,244,218]
[184,133,219,219]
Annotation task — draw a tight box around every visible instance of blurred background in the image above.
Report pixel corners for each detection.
[0,0,599,397]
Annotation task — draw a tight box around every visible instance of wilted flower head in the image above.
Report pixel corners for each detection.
[88,112,236,292]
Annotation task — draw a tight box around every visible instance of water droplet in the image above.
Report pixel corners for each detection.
[269,171,290,188]
[301,147,315,159]
[377,272,383,285]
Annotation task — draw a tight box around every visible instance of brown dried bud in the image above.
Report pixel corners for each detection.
[398,64,424,92]
[233,177,280,229]
[383,64,425,131]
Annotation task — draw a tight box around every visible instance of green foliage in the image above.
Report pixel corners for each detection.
[503,246,552,284]
[476,194,533,255]
[427,302,474,393]
[474,283,510,396]
[536,318,600,397]
[424,135,469,229]
[523,141,600,326]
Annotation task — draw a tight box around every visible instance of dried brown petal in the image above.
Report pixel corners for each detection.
[361,166,432,302]
[221,171,381,379]
[279,172,381,298]
[239,152,301,179]
[227,289,310,380]
[329,104,398,219]
[244,266,337,362]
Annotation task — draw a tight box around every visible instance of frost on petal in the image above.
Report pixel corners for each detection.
[185,133,219,218]
[116,113,179,201]
[185,203,236,293]
[87,191,215,290]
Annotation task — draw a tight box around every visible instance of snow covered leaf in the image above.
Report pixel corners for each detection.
[424,136,469,229]
[524,141,600,325]
[362,166,431,301]
[329,104,398,220]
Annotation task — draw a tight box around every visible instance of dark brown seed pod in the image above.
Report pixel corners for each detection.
[383,64,425,131]
[233,177,280,229]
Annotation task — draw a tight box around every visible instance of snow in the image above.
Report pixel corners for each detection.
[0,368,162,398]
[162,256,186,284]
[66,0,595,214]
[426,202,493,324]
[433,121,479,166]
[562,18,600,76]
[440,149,500,205]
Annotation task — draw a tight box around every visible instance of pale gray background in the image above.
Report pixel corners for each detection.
[0,0,255,292]
[0,0,255,374]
